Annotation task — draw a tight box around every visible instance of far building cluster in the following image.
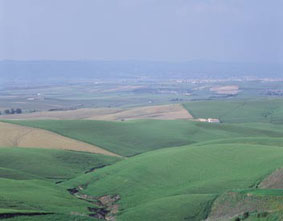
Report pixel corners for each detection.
[197,118,220,123]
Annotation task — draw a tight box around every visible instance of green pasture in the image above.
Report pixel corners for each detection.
[63,143,283,220]
[6,119,283,156]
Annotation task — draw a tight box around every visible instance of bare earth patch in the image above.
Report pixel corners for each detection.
[68,185,120,221]
[207,192,282,221]
[207,168,283,220]
[259,168,283,189]
[0,104,193,121]
[0,122,119,157]
[210,85,239,95]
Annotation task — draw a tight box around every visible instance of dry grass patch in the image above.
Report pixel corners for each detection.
[0,122,119,156]
[87,104,193,121]
[0,108,121,120]
[210,85,239,95]
[0,104,192,121]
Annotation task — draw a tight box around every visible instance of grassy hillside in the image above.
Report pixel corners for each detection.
[63,143,283,221]
[5,214,95,221]
[0,148,120,181]
[183,98,283,123]
[2,103,283,220]
[0,178,92,215]
[0,148,120,220]
[6,119,283,156]
[0,122,118,156]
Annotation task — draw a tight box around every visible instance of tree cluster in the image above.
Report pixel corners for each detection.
[0,108,22,115]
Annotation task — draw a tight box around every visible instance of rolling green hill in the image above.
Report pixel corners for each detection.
[2,100,283,220]
[0,148,120,181]
[63,143,283,221]
[183,98,283,123]
[0,148,120,220]
[5,119,283,156]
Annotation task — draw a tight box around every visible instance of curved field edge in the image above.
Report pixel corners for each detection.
[0,104,193,121]
[5,214,97,221]
[207,189,283,221]
[0,121,119,157]
[62,143,283,220]
[0,147,121,181]
[0,178,94,215]
[207,168,283,220]
[183,98,283,124]
[0,148,121,219]
[117,194,216,221]
[4,119,283,157]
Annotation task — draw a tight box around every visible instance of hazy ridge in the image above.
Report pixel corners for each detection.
[0,60,282,84]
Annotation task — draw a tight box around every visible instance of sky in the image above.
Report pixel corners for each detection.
[0,0,282,63]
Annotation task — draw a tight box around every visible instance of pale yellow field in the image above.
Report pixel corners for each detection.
[0,108,122,120]
[210,85,239,95]
[88,104,193,121]
[0,104,192,121]
[0,122,119,157]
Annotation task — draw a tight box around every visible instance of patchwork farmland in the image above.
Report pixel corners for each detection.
[1,99,283,220]
[1,0,282,219]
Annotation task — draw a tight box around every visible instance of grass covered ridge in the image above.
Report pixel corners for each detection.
[5,119,283,156]
[2,98,283,220]
[0,148,120,220]
[183,98,283,123]
[63,143,283,220]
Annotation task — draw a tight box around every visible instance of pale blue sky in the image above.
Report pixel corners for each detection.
[0,0,282,62]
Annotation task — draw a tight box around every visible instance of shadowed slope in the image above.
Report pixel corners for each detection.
[63,143,283,220]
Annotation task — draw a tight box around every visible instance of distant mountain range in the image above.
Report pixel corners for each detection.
[0,60,282,83]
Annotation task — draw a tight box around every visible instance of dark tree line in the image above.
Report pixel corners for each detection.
[0,108,22,115]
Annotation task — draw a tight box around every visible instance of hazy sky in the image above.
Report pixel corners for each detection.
[0,0,282,62]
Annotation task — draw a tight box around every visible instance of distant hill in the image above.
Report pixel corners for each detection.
[0,60,282,84]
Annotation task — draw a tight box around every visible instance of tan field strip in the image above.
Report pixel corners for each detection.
[0,108,121,120]
[0,104,193,121]
[87,104,193,121]
[210,85,239,95]
[0,122,119,157]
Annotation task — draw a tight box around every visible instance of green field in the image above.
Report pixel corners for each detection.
[4,142,283,220]
[62,143,283,220]
[0,148,120,220]
[2,98,283,220]
[183,98,283,123]
[0,148,120,181]
[6,118,283,156]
